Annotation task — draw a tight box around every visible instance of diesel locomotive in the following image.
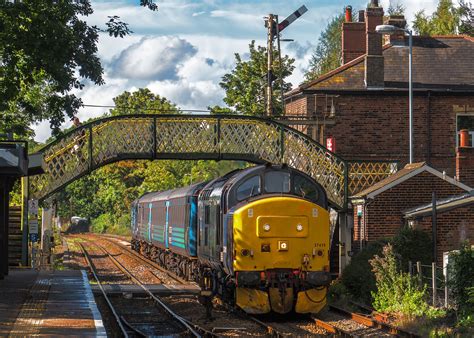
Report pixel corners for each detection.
[131,164,331,314]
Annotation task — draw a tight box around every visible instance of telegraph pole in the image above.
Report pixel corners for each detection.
[266,14,275,117]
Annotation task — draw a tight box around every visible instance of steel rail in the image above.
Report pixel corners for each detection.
[98,235,188,285]
[329,305,375,327]
[349,301,421,337]
[312,317,353,337]
[88,240,202,337]
[78,242,131,338]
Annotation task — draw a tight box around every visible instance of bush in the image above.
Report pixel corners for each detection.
[109,213,131,236]
[91,213,113,234]
[391,227,432,271]
[449,245,474,318]
[370,244,441,318]
[341,227,434,304]
[341,240,386,303]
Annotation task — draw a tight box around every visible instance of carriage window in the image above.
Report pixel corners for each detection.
[237,176,261,201]
[294,174,319,202]
[204,205,210,224]
[265,171,290,193]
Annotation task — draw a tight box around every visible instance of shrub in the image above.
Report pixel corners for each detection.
[341,240,386,303]
[109,213,131,236]
[370,244,443,318]
[448,245,474,317]
[391,227,432,271]
[91,213,114,233]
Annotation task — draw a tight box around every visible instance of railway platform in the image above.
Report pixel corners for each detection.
[0,268,105,336]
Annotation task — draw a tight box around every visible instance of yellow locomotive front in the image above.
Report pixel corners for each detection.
[232,196,330,314]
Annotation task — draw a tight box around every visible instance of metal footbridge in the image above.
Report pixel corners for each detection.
[29,114,397,210]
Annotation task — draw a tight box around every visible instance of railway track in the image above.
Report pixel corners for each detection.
[98,235,188,285]
[79,241,204,337]
[79,234,421,337]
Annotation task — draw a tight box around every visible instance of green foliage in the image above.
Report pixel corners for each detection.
[91,213,113,234]
[413,0,464,36]
[0,1,157,138]
[110,88,179,115]
[305,14,344,81]
[341,228,433,304]
[459,0,474,36]
[208,105,236,115]
[341,240,386,303]
[387,3,406,16]
[391,227,432,271]
[370,244,443,318]
[220,40,295,116]
[448,244,474,317]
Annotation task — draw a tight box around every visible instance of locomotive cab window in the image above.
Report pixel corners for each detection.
[236,176,261,201]
[264,171,290,193]
[293,174,319,203]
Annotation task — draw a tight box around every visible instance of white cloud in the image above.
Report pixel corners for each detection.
[111,36,197,80]
[32,0,444,142]
[147,79,223,110]
[380,0,439,26]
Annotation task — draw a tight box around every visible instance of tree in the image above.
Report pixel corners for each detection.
[110,88,179,115]
[0,0,157,137]
[53,89,245,234]
[412,0,469,36]
[305,14,344,82]
[220,41,295,116]
[459,0,474,36]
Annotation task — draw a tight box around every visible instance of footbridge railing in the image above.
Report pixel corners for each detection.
[29,114,396,210]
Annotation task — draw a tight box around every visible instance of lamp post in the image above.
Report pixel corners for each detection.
[375,24,413,163]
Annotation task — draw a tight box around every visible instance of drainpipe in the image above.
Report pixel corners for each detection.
[427,91,432,165]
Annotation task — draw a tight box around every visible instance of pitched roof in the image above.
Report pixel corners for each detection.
[404,190,474,218]
[352,162,472,199]
[287,35,474,96]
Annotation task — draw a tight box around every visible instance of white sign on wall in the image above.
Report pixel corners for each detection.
[29,219,39,234]
[28,199,39,214]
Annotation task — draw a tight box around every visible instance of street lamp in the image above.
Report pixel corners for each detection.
[375,24,413,164]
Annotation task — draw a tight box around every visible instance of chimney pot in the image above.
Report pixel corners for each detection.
[345,6,352,22]
[460,129,470,147]
[369,0,379,7]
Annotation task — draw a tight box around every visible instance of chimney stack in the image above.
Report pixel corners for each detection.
[456,129,474,188]
[385,14,407,44]
[342,6,366,64]
[364,2,384,88]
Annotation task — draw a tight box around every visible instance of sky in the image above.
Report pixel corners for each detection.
[33,0,440,142]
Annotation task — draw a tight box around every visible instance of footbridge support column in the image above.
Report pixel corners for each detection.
[338,211,353,275]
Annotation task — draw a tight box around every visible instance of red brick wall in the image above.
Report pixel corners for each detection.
[364,171,467,242]
[415,204,474,264]
[286,93,474,178]
[456,147,474,188]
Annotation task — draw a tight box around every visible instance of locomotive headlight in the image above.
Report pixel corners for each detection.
[263,224,271,232]
[296,223,303,232]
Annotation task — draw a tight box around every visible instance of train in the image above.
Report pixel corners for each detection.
[131,164,331,314]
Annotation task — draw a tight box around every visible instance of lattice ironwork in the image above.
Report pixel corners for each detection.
[28,114,398,210]
[348,160,399,196]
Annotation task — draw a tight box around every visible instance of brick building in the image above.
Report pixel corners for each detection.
[284,2,474,180]
[351,162,472,258]
[404,192,474,264]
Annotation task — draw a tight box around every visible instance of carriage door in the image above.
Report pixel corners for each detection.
[165,200,170,249]
[148,203,152,242]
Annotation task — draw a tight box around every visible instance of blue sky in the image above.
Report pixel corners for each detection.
[33,0,439,141]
